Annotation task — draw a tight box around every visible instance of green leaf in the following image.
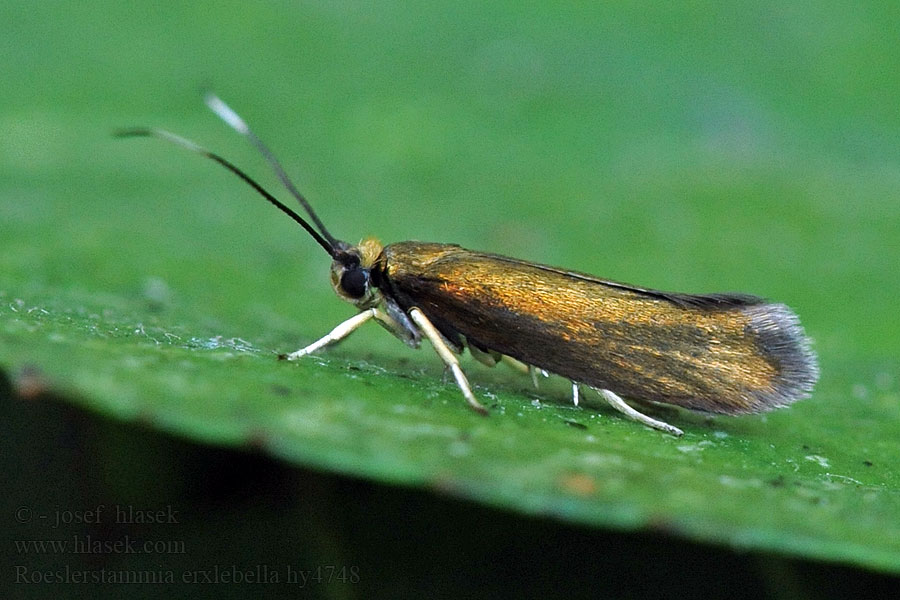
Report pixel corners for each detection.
[4,288,900,573]
[3,0,899,577]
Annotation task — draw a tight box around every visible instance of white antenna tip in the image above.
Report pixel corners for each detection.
[204,93,250,135]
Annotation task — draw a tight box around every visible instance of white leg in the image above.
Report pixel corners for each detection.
[500,355,529,374]
[594,388,683,436]
[527,364,549,389]
[571,381,580,407]
[408,308,488,415]
[285,309,379,360]
[498,356,547,390]
[469,343,500,367]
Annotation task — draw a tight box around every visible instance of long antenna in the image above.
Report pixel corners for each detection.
[203,93,339,248]
[115,127,337,258]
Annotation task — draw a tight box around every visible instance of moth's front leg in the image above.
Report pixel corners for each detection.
[284,307,402,360]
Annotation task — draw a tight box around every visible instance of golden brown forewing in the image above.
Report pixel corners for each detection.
[381,242,817,414]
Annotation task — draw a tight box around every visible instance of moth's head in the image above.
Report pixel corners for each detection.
[330,237,384,308]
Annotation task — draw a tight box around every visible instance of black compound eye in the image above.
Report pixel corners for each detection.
[340,268,369,299]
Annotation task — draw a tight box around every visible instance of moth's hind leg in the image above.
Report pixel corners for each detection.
[591,387,684,437]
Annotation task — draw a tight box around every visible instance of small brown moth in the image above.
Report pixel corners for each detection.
[118,95,819,436]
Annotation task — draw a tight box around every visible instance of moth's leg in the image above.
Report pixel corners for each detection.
[382,297,420,348]
[593,388,684,437]
[408,307,488,415]
[498,356,547,389]
[571,381,580,407]
[284,308,383,360]
[530,365,549,389]
[468,343,500,368]
[499,355,528,373]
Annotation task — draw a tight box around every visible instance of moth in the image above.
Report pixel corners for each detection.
[118,95,819,436]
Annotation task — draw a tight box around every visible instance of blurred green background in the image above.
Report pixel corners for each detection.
[3,0,899,597]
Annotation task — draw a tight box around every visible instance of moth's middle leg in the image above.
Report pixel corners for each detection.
[408,307,488,415]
